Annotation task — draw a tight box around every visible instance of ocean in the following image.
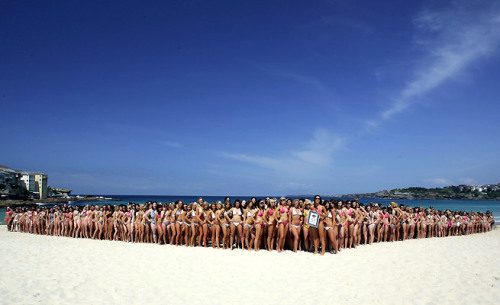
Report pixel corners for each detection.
[1,195,499,225]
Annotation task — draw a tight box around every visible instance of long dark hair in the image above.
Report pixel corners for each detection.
[313,195,322,207]
[234,199,243,214]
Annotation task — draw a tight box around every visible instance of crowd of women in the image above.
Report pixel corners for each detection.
[4,196,495,255]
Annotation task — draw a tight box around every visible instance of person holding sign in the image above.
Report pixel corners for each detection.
[309,195,327,255]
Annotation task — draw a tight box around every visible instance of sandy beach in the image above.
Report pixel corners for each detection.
[0,226,499,305]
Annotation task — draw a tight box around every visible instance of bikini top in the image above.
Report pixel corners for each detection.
[292,208,300,216]
[212,213,215,219]
[348,210,352,215]
[280,208,289,213]
[258,211,263,217]
[247,211,252,217]
[234,209,242,216]
[328,211,332,218]
[269,209,274,215]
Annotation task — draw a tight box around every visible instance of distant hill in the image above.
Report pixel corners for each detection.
[337,184,500,200]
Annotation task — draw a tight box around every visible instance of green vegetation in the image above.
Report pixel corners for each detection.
[342,184,500,200]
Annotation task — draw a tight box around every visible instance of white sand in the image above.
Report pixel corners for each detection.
[1,226,499,305]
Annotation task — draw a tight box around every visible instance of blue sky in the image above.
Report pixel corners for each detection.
[1,0,499,195]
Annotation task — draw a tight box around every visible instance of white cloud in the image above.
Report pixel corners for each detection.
[279,72,326,92]
[259,66,327,92]
[424,178,453,186]
[292,129,344,166]
[458,177,476,184]
[373,1,500,125]
[221,128,344,176]
[220,152,283,170]
[161,141,183,149]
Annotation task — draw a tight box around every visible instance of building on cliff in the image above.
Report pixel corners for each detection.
[0,166,48,199]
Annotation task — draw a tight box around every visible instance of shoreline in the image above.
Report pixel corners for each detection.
[1,226,498,304]
[0,197,117,208]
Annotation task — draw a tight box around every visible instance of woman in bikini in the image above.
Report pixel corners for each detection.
[139,204,148,243]
[254,200,266,251]
[88,206,96,239]
[221,201,232,249]
[32,208,39,235]
[127,204,134,242]
[265,198,278,251]
[302,199,311,252]
[366,205,377,244]
[77,207,84,238]
[72,207,79,238]
[172,201,184,246]
[343,201,356,249]
[198,202,210,247]
[184,203,195,246]
[243,200,255,250]
[119,205,128,241]
[396,205,407,241]
[153,203,162,244]
[214,201,224,249]
[147,202,158,244]
[357,204,368,245]
[388,207,398,242]
[205,202,217,248]
[165,203,174,245]
[34,208,42,235]
[229,200,244,250]
[276,197,290,253]
[382,207,391,242]
[308,197,319,254]
[289,199,302,253]
[159,204,168,245]
[312,197,327,255]
[93,206,104,240]
[112,205,121,241]
[335,201,345,250]
[5,207,13,231]
[352,202,362,246]
[374,206,383,242]
[323,201,338,254]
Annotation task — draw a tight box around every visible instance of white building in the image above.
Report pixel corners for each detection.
[19,172,48,199]
[35,174,48,199]
[20,173,36,191]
